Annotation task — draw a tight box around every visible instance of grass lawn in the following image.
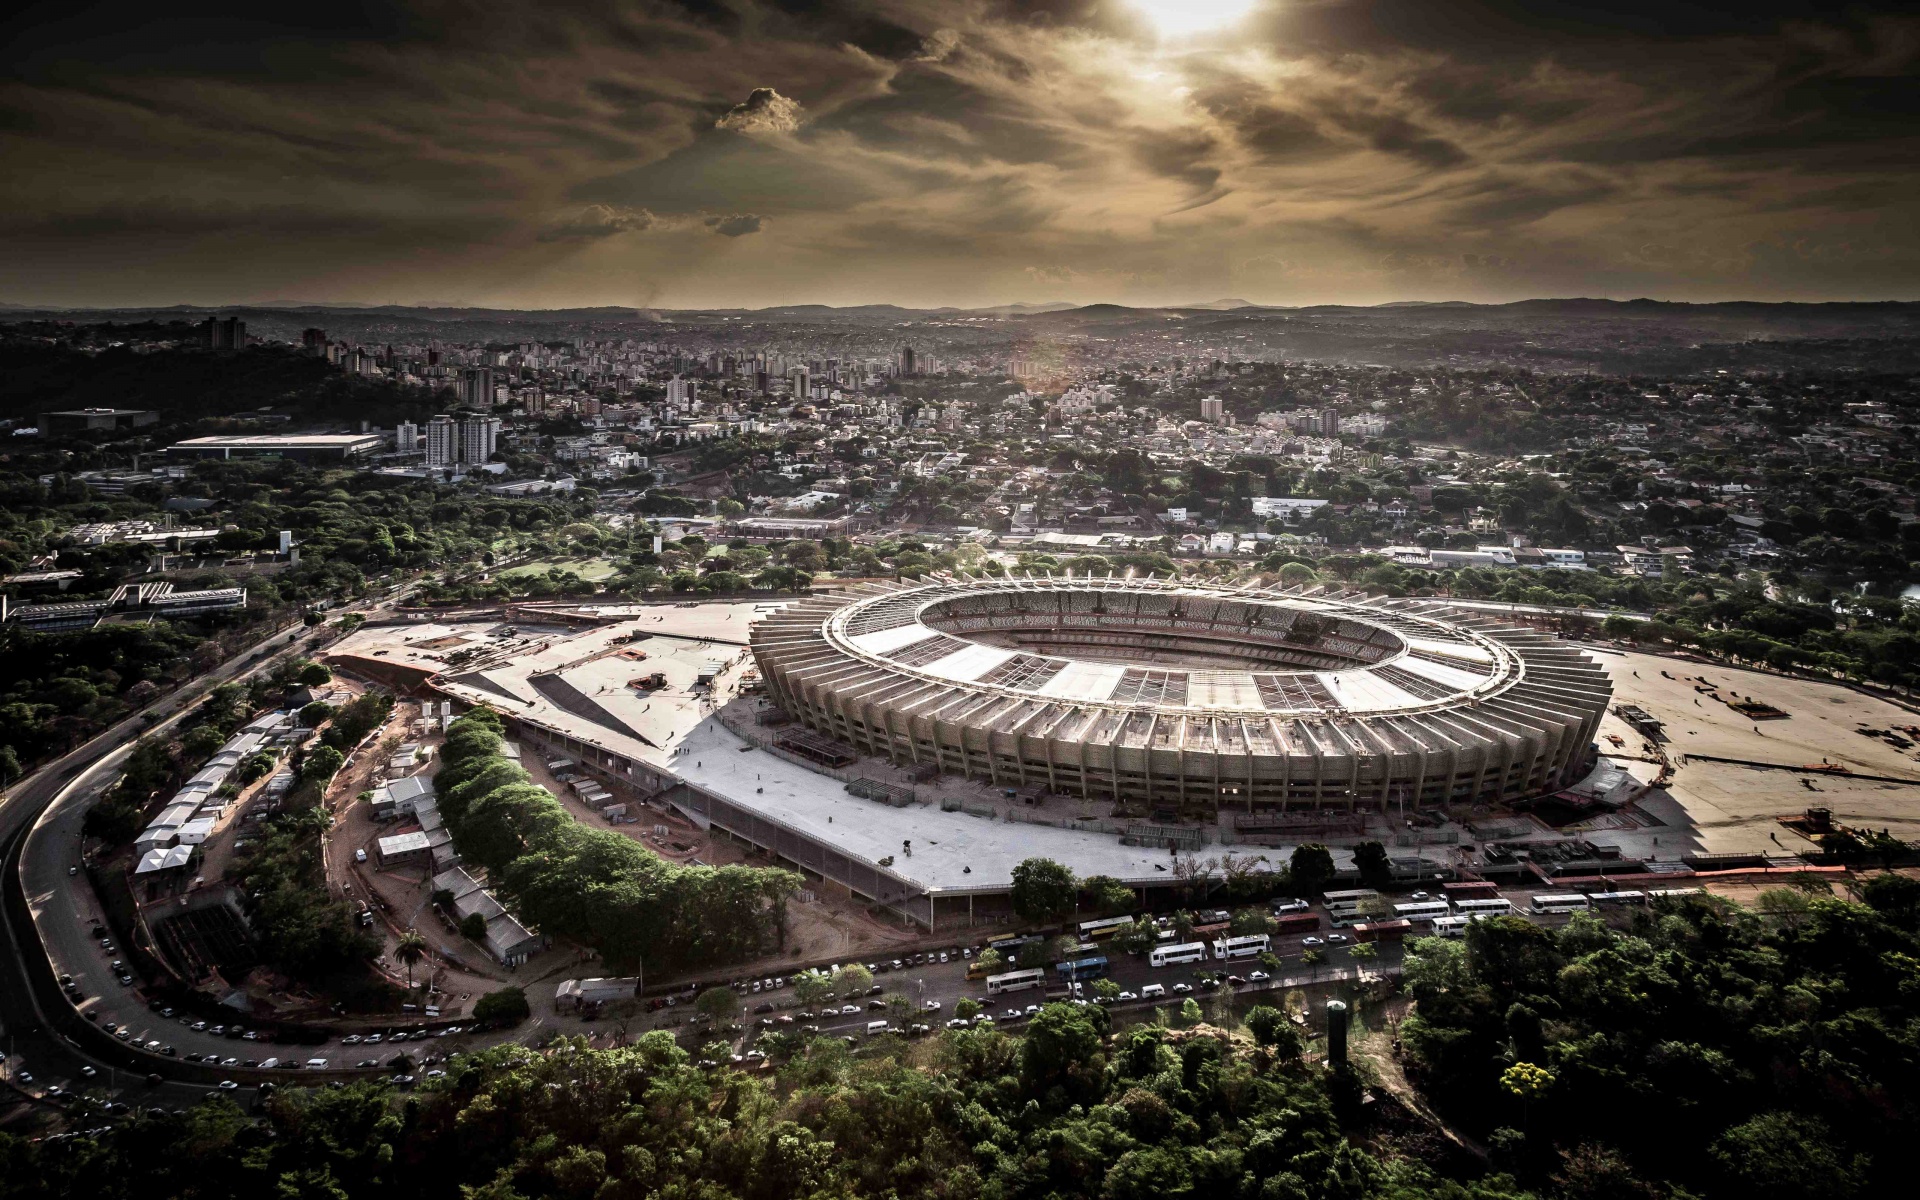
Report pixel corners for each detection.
[499,556,620,582]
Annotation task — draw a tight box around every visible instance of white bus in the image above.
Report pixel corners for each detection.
[1431,912,1504,938]
[1078,916,1135,940]
[1646,887,1703,901]
[1392,900,1453,923]
[1453,898,1515,917]
[1211,934,1271,961]
[1322,888,1381,914]
[1585,890,1648,909]
[1531,893,1591,914]
[1150,941,1208,968]
[985,968,1048,996]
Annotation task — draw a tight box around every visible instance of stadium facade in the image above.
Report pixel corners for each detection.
[752,575,1613,813]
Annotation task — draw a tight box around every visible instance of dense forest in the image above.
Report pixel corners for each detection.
[6,884,1914,1200]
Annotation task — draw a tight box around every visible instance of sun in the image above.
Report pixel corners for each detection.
[1130,0,1262,38]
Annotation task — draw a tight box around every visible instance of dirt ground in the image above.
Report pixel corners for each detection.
[1592,650,1920,856]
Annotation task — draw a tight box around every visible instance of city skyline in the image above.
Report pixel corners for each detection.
[3,1,1916,311]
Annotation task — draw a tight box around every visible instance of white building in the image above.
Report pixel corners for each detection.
[1250,497,1329,519]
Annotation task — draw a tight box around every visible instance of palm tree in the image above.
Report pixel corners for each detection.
[395,930,429,991]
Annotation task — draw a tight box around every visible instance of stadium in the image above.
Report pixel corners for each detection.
[752,575,1614,815]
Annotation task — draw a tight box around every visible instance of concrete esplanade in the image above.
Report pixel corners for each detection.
[752,575,1614,814]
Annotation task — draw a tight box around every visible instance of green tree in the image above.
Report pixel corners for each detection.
[1010,857,1078,925]
[832,963,872,996]
[300,744,345,784]
[459,912,489,942]
[1289,843,1336,895]
[694,986,741,1022]
[394,930,429,990]
[472,986,530,1026]
[953,997,981,1021]
[296,661,333,686]
[1084,874,1137,916]
[1711,1113,1867,1200]
[1351,840,1392,888]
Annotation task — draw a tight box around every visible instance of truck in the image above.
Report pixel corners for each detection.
[555,977,644,1012]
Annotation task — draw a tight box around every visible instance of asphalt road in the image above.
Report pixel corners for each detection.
[0,620,318,1108]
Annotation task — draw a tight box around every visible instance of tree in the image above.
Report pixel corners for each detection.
[831,964,872,996]
[793,970,835,1006]
[884,993,913,1024]
[459,912,489,942]
[1084,874,1137,916]
[1711,1113,1867,1200]
[296,661,333,686]
[1010,857,1077,925]
[1092,979,1122,1002]
[394,930,429,990]
[1177,997,1203,1026]
[973,948,1004,976]
[472,986,530,1026]
[1289,843,1336,895]
[694,986,740,1022]
[953,997,981,1021]
[299,700,335,729]
[299,744,345,784]
[1351,840,1392,888]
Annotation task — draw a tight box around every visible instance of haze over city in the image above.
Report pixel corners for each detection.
[3,0,1916,310]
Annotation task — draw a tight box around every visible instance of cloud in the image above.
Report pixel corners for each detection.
[537,205,658,242]
[705,213,765,237]
[715,87,805,134]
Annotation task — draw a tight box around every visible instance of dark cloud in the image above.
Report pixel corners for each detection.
[0,0,1914,306]
[705,213,765,236]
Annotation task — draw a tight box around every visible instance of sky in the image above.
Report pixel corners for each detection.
[2,0,1916,310]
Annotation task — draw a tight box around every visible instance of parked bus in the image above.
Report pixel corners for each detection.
[1646,887,1704,901]
[988,932,1041,953]
[1322,888,1381,913]
[1353,919,1413,943]
[1431,915,1472,938]
[1212,934,1271,961]
[1531,893,1591,914]
[1191,920,1231,941]
[1585,890,1648,909]
[1150,941,1208,968]
[1055,955,1110,983]
[1442,881,1501,902]
[1392,900,1453,923]
[1272,912,1321,935]
[985,968,1048,996]
[1078,916,1134,940]
[1453,898,1515,917]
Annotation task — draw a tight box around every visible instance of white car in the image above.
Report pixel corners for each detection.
[1248,971,1270,983]
[922,1000,941,1012]
[839,1004,860,1016]
[1116,991,1138,1002]
[1301,936,1324,947]
[1171,983,1194,994]
[1327,933,1350,945]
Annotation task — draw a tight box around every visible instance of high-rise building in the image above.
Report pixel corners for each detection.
[1319,407,1341,436]
[460,367,495,408]
[457,414,501,465]
[665,376,696,408]
[301,328,327,354]
[201,317,246,352]
[897,345,917,376]
[425,415,458,468]
[395,421,419,453]
[1200,396,1224,423]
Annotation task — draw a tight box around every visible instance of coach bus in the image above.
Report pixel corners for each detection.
[1055,955,1110,983]
[1453,898,1515,917]
[1531,893,1591,915]
[1151,941,1208,968]
[1392,900,1453,923]
[985,968,1048,996]
[1078,916,1134,941]
[1585,890,1648,909]
[1354,919,1413,943]
[1212,934,1271,961]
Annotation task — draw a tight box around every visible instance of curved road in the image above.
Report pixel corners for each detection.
[0,620,314,1107]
